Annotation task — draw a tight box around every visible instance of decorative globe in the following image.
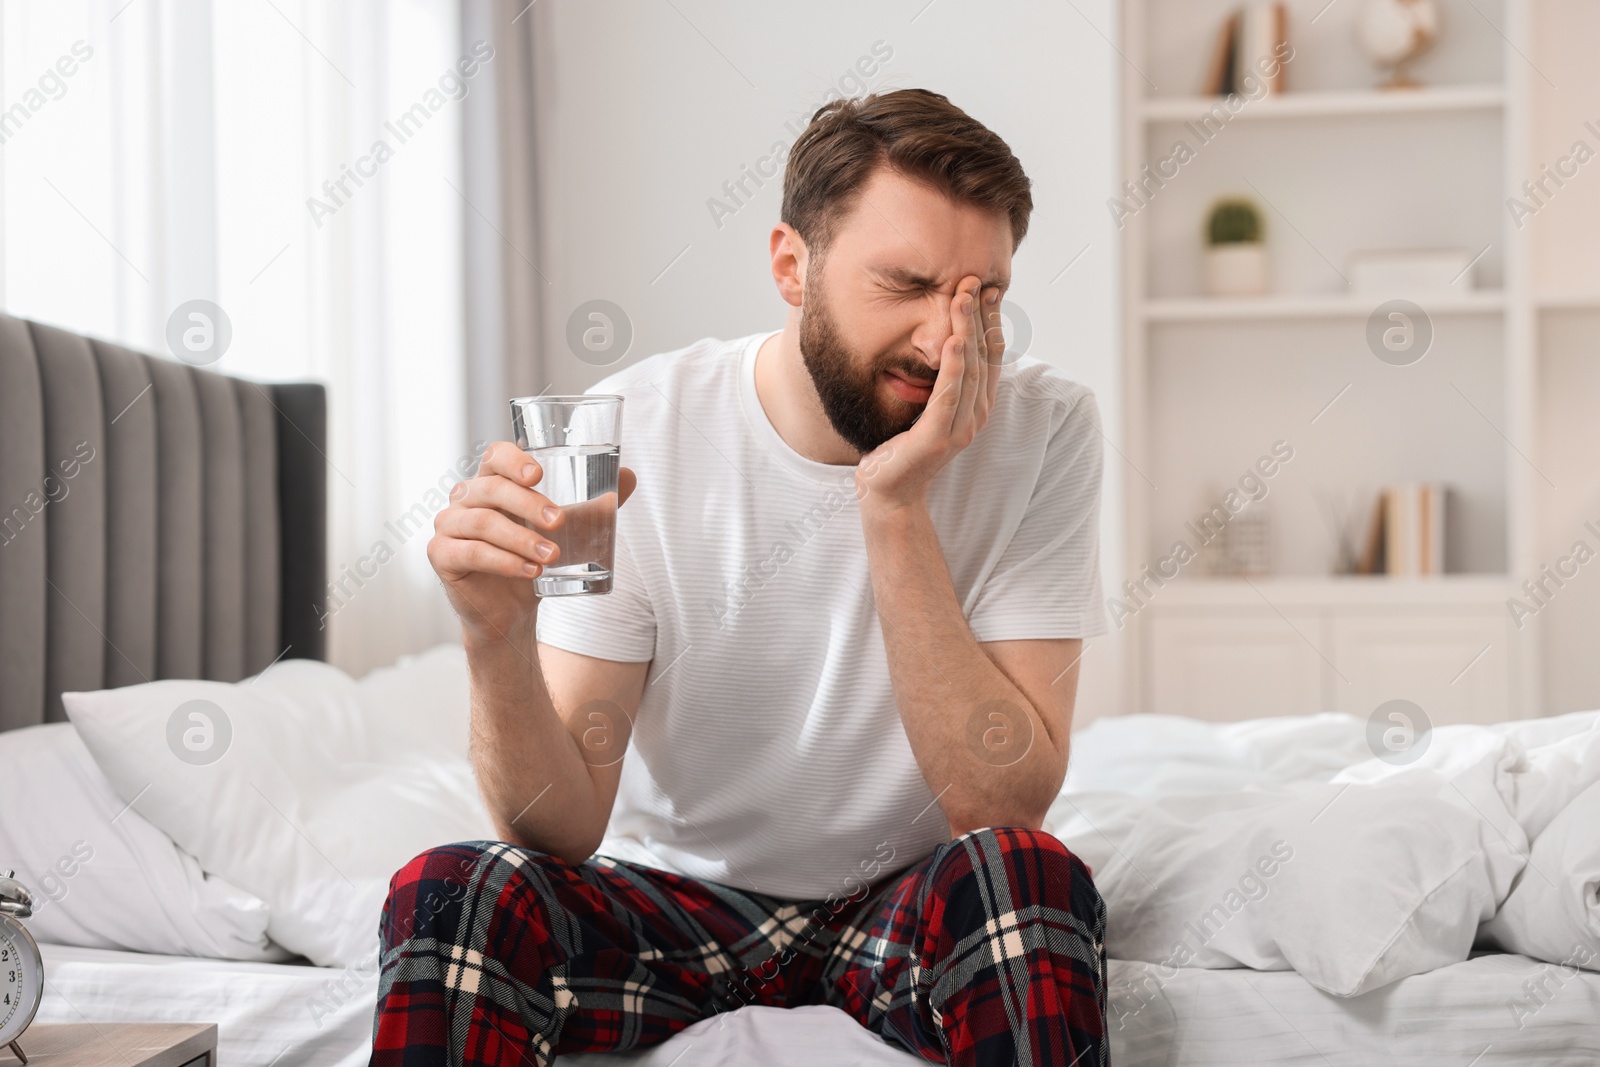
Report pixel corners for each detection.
[1356,0,1440,88]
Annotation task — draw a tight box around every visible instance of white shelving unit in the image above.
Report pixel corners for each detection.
[1116,0,1553,724]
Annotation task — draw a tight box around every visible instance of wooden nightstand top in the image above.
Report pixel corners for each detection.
[8,1023,217,1067]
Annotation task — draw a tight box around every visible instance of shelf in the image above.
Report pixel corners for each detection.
[1142,291,1505,322]
[1147,575,1515,609]
[1139,85,1505,124]
[1535,290,1600,311]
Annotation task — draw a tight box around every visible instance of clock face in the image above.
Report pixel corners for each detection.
[0,918,41,1045]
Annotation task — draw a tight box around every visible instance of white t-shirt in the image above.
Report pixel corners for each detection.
[536,329,1106,901]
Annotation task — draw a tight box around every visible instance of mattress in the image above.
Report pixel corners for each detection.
[40,943,1600,1065]
[1109,953,1600,1066]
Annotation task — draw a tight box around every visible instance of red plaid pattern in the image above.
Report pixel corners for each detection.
[368,827,1107,1066]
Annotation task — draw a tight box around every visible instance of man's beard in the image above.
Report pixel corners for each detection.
[798,272,932,456]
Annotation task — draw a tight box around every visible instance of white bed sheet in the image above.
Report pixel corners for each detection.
[1110,953,1600,1066]
[40,942,375,1067]
[41,942,1600,1066]
[38,942,922,1067]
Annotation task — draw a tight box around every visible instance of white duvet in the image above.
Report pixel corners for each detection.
[1052,709,1600,995]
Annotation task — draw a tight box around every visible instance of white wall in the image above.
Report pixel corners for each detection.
[527,0,1127,718]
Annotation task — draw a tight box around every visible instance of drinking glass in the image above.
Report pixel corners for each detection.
[509,394,623,596]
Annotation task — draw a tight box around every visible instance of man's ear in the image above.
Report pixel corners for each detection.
[770,222,808,308]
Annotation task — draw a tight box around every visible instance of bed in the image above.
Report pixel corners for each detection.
[36,942,1600,1066]
[6,314,1600,1066]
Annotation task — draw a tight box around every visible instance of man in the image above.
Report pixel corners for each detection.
[372,88,1109,1067]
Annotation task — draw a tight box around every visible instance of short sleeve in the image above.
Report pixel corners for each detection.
[534,514,657,662]
[966,386,1108,643]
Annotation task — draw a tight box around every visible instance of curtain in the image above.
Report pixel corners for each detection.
[460,0,546,449]
[0,0,483,677]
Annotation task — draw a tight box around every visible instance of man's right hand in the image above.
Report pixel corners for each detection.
[428,441,638,642]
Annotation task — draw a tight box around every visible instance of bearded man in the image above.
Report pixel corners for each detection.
[374,87,1110,1067]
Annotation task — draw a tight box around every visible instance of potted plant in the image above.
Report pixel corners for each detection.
[1204,197,1268,297]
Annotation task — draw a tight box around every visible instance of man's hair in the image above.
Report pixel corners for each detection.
[780,88,1032,258]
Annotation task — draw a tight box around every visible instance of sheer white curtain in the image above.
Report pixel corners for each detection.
[1,0,471,676]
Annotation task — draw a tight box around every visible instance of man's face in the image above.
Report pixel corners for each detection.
[798,165,1012,456]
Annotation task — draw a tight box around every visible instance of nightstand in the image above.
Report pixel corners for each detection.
[6,1023,217,1066]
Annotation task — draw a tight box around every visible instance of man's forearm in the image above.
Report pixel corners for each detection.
[464,619,608,864]
[860,502,1065,833]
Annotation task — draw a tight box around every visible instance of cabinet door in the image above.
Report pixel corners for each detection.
[1145,613,1328,722]
[1329,613,1510,725]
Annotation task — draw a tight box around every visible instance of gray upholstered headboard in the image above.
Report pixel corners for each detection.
[0,313,328,730]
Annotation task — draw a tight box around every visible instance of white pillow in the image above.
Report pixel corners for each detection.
[63,644,494,968]
[1481,778,1600,971]
[0,722,282,960]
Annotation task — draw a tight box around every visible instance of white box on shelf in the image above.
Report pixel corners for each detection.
[1348,248,1476,295]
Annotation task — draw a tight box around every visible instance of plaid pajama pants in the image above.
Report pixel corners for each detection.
[368,826,1108,1067]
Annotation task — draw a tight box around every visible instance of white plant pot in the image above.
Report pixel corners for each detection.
[1204,244,1269,297]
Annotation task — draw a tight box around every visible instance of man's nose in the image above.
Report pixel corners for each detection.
[910,291,955,367]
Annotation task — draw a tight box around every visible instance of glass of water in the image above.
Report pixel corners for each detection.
[509,394,623,597]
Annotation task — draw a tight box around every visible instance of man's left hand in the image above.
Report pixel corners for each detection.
[857,275,1004,511]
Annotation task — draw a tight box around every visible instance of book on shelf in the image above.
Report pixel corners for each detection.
[1201,3,1288,97]
[1202,10,1240,97]
[1357,483,1447,576]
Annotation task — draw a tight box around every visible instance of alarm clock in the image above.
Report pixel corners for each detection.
[0,871,40,1066]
